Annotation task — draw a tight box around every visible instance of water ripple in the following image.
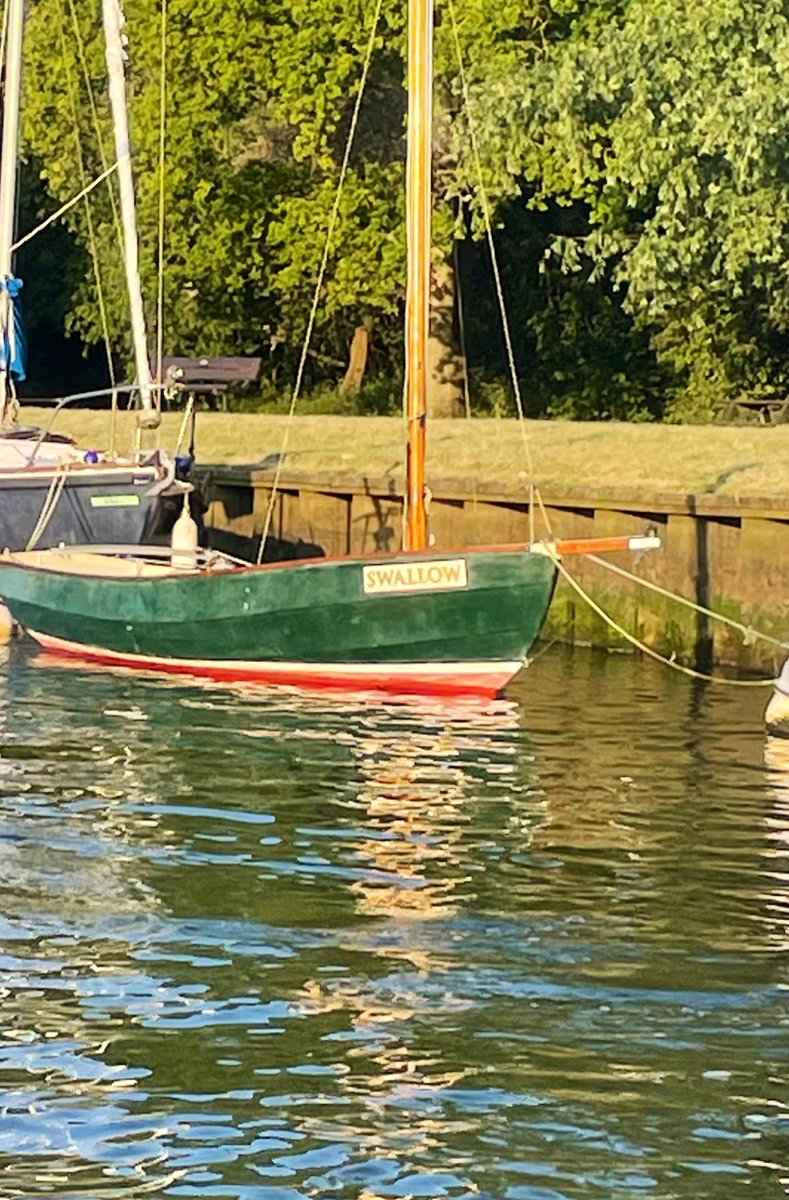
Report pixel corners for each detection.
[0,644,785,1197]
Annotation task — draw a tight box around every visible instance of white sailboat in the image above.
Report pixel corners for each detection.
[765,660,789,735]
[0,0,182,551]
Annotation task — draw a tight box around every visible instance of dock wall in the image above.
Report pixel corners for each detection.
[197,466,789,672]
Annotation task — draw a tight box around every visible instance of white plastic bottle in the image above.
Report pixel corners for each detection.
[171,489,198,570]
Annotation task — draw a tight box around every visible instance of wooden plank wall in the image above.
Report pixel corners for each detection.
[198,467,789,671]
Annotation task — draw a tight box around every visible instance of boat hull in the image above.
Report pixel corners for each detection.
[766,657,789,735]
[0,547,557,697]
[31,632,524,696]
[0,463,175,550]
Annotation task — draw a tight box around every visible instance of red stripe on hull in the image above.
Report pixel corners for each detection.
[29,632,522,698]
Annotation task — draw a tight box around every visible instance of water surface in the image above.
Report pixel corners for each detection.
[0,642,786,1198]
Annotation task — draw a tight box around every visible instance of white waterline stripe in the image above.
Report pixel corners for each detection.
[30,632,521,678]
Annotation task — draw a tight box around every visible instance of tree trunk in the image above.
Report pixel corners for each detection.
[339,324,370,394]
[427,256,466,418]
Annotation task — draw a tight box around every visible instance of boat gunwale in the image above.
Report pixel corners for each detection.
[0,463,164,480]
[0,540,544,584]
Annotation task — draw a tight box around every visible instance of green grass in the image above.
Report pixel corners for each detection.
[22,406,789,498]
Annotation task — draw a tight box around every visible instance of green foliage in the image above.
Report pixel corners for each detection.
[266,163,404,358]
[17,0,789,420]
[474,0,789,416]
[456,197,666,420]
[230,376,401,415]
[19,0,569,395]
[21,0,407,377]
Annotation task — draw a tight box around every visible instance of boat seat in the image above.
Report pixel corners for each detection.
[7,550,177,578]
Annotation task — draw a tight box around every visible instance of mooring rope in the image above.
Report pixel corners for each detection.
[586,552,789,653]
[256,0,384,564]
[544,546,779,687]
[446,0,551,545]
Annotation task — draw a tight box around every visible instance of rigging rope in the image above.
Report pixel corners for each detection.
[0,0,15,427]
[64,0,124,256]
[446,0,551,544]
[56,6,120,454]
[10,162,120,252]
[256,0,384,564]
[174,393,195,458]
[454,236,471,420]
[25,464,70,550]
[543,546,778,687]
[0,0,9,100]
[62,0,120,456]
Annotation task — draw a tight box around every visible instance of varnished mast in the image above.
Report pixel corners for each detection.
[404,0,433,551]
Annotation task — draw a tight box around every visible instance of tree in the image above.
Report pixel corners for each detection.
[25,0,788,421]
[20,0,408,384]
[19,0,567,407]
[468,0,789,417]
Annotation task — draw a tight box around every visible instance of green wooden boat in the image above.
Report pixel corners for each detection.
[0,543,558,697]
[0,0,660,699]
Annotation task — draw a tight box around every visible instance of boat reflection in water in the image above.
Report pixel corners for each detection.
[2,643,789,1197]
[0,652,192,1195]
[288,693,541,1180]
[345,695,527,922]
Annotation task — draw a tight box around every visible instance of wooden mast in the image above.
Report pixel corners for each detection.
[404,0,433,551]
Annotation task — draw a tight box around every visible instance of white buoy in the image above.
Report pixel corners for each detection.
[171,489,198,570]
[766,657,789,735]
[0,601,15,642]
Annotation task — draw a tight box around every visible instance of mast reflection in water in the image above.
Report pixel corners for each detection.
[0,641,785,1198]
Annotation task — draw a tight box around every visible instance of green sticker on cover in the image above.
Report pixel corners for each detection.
[90,495,141,508]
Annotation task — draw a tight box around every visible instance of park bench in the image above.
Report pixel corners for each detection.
[161,356,262,411]
[724,396,789,425]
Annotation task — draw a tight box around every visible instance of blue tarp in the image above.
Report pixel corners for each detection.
[0,276,26,382]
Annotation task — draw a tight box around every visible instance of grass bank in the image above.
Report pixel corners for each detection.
[23,408,789,499]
